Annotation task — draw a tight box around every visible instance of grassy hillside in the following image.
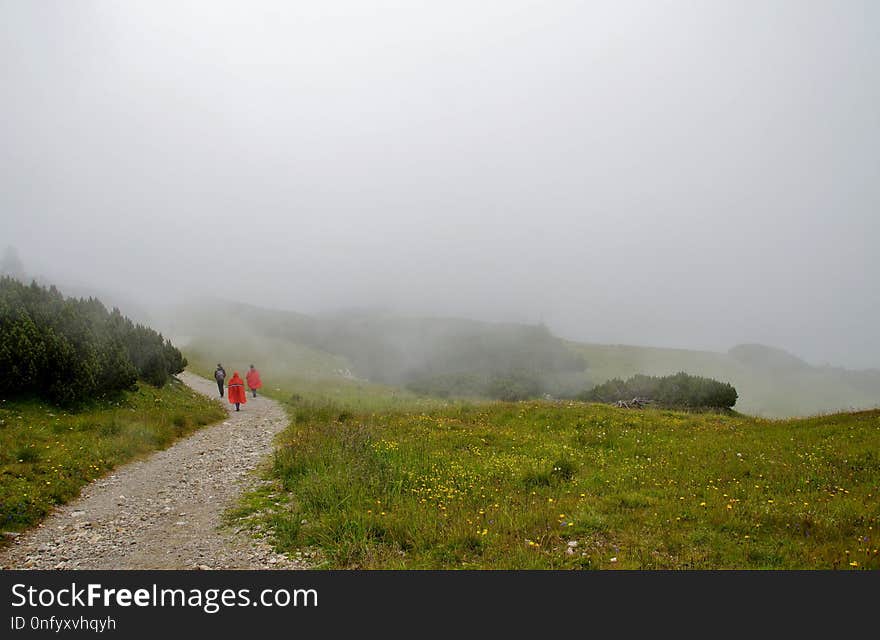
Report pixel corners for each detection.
[163,299,880,417]
[234,398,880,569]
[184,333,351,385]
[163,299,415,410]
[164,300,588,400]
[0,379,226,535]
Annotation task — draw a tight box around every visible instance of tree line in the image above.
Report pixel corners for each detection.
[0,277,186,406]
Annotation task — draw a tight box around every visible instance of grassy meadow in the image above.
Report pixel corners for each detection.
[181,333,880,569]
[0,379,226,535]
[233,398,879,569]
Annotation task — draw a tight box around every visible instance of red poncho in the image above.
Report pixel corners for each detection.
[227,372,247,405]
[246,368,262,390]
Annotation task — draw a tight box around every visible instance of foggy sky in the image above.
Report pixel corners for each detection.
[2,1,878,368]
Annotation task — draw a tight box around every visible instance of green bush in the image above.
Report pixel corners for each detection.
[580,371,737,410]
[0,277,188,405]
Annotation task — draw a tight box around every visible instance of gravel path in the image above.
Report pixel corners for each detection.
[0,371,305,570]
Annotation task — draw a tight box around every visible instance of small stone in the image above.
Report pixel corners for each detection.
[567,541,578,548]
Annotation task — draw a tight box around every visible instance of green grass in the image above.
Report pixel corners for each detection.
[236,399,880,569]
[0,379,226,535]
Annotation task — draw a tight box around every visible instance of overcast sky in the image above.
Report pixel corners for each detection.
[2,1,878,368]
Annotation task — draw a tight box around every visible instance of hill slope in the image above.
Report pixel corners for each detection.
[161,300,589,399]
[160,299,880,418]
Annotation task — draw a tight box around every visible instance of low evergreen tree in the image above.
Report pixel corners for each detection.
[0,277,188,405]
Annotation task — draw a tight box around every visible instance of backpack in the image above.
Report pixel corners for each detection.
[215,368,226,381]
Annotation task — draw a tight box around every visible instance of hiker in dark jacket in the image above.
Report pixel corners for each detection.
[214,364,226,397]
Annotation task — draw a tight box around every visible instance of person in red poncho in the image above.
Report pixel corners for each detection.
[227,371,247,411]
[246,364,262,398]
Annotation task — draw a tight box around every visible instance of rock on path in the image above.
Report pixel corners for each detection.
[0,371,304,570]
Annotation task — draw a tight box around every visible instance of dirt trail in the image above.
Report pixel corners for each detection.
[0,371,303,570]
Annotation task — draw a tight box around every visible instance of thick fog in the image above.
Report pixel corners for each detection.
[2,1,878,369]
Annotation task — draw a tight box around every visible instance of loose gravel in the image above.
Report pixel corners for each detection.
[0,371,305,570]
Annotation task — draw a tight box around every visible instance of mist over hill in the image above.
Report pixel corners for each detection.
[158,298,880,418]
[3,251,877,418]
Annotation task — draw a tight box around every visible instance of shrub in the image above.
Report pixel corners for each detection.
[580,371,737,410]
[141,352,170,387]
